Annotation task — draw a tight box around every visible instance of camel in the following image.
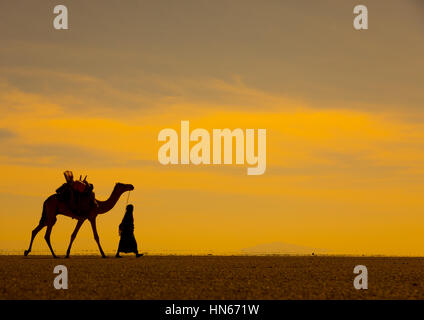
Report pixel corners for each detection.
[24,182,134,258]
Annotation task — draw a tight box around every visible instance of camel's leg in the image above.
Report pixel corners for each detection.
[44,220,58,259]
[90,218,106,258]
[24,223,45,256]
[65,220,84,258]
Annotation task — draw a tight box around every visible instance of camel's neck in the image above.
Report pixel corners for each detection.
[95,187,127,215]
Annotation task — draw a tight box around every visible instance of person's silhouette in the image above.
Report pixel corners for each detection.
[116,204,143,258]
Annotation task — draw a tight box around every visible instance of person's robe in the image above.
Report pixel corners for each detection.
[118,222,138,253]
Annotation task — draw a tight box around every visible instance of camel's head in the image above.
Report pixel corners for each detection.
[115,183,134,193]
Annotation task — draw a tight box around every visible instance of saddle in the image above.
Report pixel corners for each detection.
[56,171,98,217]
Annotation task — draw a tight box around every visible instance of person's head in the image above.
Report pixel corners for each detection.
[126,204,134,213]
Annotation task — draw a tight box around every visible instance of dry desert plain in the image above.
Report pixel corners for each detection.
[0,255,423,299]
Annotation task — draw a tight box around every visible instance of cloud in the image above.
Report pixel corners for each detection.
[0,142,122,167]
[0,128,15,139]
[1,0,424,118]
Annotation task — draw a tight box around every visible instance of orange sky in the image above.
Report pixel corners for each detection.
[0,0,424,255]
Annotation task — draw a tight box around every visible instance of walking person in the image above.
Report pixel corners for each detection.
[116,204,143,258]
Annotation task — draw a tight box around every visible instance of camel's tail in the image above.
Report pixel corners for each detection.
[39,201,47,225]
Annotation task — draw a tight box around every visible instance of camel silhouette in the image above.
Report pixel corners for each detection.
[24,182,134,258]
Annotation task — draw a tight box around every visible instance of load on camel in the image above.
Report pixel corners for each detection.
[56,171,98,217]
[24,171,134,258]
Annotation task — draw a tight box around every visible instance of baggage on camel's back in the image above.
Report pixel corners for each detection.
[56,171,98,217]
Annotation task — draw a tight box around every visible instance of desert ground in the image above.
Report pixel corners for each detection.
[0,255,423,299]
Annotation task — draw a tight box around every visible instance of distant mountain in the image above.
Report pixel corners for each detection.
[241,242,328,255]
